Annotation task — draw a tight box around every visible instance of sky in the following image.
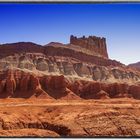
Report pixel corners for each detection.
[0,3,140,65]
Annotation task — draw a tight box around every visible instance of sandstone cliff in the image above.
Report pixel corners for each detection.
[70,35,108,58]
[0,69,139,99]
[0,35,139,99]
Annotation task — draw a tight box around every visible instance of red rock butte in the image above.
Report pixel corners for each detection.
[70,35,108,58]
[0,35,139,100]
[0,35,139,137]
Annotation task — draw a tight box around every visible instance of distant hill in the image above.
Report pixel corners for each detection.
[128,62,140,71]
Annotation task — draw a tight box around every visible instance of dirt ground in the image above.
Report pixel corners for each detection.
[0,98,139,137]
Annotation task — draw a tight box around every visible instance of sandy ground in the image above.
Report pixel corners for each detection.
[0,98,139,137]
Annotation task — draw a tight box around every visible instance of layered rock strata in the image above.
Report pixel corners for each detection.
[0,69,139,99]
[70,35,108,58]
[0,35,139,99]
[0,53,139,83]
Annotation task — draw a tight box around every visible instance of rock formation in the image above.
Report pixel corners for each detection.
[0,35,139,99]
[0,35,140,137]
[70,35,108,58]
[0,69,139,99]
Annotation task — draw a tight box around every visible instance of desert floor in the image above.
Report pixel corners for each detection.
[0,98,139,137]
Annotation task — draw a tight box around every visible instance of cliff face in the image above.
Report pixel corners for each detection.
[0,69,139,99]
[0,35,139,99]
[0,53,139,83]
[70,35,108,58]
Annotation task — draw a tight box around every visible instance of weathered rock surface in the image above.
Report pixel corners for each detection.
[70,35,108,58]
[0,35,140,137]
[0,129,59,137]
[0,35,139,100]
[0,54,139,83]
[0,69,139,99]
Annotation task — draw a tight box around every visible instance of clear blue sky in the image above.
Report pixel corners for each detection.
[0,3,140,65]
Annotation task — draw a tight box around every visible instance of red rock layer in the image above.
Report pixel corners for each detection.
[0,37,123,67]
[0,70,80,99]
[70,35,108,58]
[44,45,122,67]
[0,42,43,58]
[68,80,140,99]
[40,75,80,99]
[0,69,139,100]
